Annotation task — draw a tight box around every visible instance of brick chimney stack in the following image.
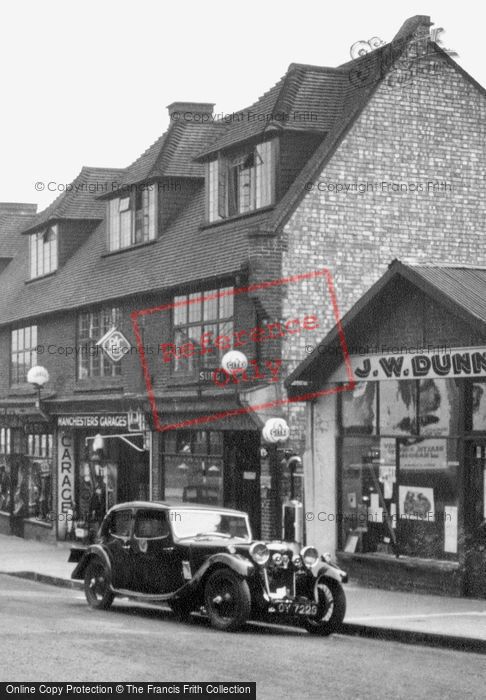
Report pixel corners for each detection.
[167,102,215,123]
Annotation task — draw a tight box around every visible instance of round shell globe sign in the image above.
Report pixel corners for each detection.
[221,350,248,374]
[262,418,290,444]
[27,365,50,387]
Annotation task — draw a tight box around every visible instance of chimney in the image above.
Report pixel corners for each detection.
[392,15,432,44]
[0,202,37,216]
[166,102,215,123]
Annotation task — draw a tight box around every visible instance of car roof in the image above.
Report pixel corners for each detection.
[108,500,248,517]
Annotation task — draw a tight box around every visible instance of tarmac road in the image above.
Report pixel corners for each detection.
[0,574,484,699]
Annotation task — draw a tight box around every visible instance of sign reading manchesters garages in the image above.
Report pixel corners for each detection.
[57,413,129,428]
[329,346,486,382]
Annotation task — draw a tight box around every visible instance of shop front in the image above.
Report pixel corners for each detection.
[0,410,55,542]
[286,262,486,597]
[55,410,151,541]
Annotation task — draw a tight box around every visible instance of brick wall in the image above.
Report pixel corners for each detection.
[278,52,486,478]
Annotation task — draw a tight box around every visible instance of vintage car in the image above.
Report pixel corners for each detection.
[69,501,347,634]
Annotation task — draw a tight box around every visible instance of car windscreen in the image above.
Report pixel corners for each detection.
[171,510,251,541]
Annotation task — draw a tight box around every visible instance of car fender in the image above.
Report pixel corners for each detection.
[314,562,347,585]
[71,545,112,581]
[190,553,255,588]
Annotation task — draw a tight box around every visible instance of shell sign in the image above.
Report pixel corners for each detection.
[221,350,248,374]
[262,418,290,444]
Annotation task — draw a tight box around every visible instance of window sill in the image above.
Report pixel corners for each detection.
[23,517,53,529]
[101,239,157,258]
[74,378,123,393]
[8,384,36,397]
[25,271,57,284]
[200,205,275,230]
[337,551,460,571]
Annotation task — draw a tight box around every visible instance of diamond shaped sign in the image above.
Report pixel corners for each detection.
[97,327,131,363]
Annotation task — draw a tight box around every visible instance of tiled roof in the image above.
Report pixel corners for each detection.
[21,167,125,233]
[196,66,350,158]
[112,122,224,189]
[0,211,36,257]
[0,186,269,324]
[286,261,486,386]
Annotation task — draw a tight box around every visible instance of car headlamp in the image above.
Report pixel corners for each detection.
[300,546,319,568]
[272,552,283,566]
[249,542,270,566]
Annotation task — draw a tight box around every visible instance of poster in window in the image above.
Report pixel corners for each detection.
[419,379,459,436]
[444,505,458,553]
[380,380,416,434]
[399,439,447,471]
[342,382,376,433]
[399,485,435,522]
[472,383,486,431]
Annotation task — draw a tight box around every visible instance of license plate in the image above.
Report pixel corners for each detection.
[274,601,318,616]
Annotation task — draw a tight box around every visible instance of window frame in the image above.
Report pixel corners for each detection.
[207,139,276,222]
[10,325,38,384]
[29,225,58,279]
[171,287,234,376]
[77,306,122,380]
[107,187,158,252]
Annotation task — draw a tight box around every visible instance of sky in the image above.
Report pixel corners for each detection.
[1,0,483,211]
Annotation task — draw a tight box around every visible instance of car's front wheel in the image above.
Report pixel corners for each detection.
[303,578,346,636]
[204,569,251,632]
[84,559,114,610]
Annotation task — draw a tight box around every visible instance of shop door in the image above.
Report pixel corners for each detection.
[224,432,260,539]
[464,442,486,598]
[9,455,28,538]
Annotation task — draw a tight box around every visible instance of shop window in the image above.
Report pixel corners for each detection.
[339,435,459,560]
[0,428,12,513]
[11,325,37,384]
[77,307,122,379]
[172,288,234,375]
[18,432,54,520]
[107,188,157,252]
[341,382,377,434]
[162,430,224,505]
[398,438,459,559]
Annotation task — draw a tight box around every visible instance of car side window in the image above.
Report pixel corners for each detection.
[109,510,132,539]
[134,510,170,539]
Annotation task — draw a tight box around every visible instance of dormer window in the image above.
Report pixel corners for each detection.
[207,140,275,222]
[29,225,58,279]
[107,187,157,252]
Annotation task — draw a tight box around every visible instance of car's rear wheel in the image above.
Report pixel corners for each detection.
[303,578,346,636]
[84,559,114,610]
[204,569,251,631]
[168,598,193,622]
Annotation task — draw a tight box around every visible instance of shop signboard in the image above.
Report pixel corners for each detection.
[57,413,130,429]
[329,346,486,382]
[57,430,74,538]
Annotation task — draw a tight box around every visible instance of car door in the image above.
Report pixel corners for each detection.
[103,508,134,590]
[131,508,185,594]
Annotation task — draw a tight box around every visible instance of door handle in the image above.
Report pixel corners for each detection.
[163,547,175,552]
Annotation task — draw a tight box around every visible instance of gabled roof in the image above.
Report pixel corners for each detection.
[286,260,486,387]
[108,121,224,191]
[21,166,124,233]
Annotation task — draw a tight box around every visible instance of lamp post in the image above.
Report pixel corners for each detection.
[27,366,50,419]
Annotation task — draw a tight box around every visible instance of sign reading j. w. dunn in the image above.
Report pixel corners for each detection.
[331,346,486,382]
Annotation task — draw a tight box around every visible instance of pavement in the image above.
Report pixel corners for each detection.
[1,533,485,653]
